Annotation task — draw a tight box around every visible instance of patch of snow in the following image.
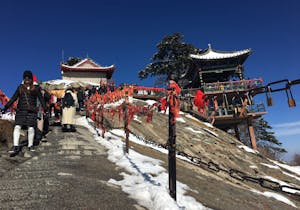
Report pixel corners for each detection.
[203,122,214,128]
[45,79,99,87]
[260,163,280,169]
[176,117,186,123]
[270,160,300,176]
[251,189,297,208]
[190,48,251,60]
[202,128,218,137]
[249,165,258,169]
[237,145,258,154]
[133,115,142,123]
[185,114,198,121]
[46,79,74,85]
[145,100,157,106]
[263,176,300,194]
[185,127,203,134]
[76,117,210,210]
[282,171,300,182]
[0,112,15,121]
[58,172,73,176]
[104,98,125,108]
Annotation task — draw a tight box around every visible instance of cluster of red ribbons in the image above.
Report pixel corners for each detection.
[86,83,182,137]
[168,81,181,122]
[0,89,17,112]
[86,86,161,137]
[193,90,207,114]
[88,86,134,105]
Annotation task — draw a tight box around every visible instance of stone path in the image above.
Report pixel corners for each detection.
[0,125,142,210]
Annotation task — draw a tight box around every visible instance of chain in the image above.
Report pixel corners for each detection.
[127,130,300,198]
[86,104,300,198]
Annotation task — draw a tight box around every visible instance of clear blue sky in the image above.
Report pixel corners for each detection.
[0,0,299,160]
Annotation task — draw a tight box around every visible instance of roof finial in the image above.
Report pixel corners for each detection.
[208,43,212,50]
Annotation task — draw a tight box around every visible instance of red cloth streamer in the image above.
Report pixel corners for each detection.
[168,80,181,122]
[193,90,206,113]
[0,89,17,112]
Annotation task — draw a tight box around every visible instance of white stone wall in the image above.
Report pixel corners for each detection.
[62,71,107,85]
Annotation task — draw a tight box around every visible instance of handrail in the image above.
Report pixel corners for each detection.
[202,78,264,93]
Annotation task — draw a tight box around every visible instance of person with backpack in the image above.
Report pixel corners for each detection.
[61,87,78,132]
[1,70,47,156]
[77,88,85,111]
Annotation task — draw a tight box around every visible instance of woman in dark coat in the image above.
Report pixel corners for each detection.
[3,70,46,154]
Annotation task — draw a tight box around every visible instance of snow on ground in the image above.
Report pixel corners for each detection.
[46,79,74,86]
[263,176,300,194]
[282,171,300,182]
[103,96,134,109]
[76,116,210,210]
[46,79,99,87]
[270,160,300,176]
[0,112,15,121]
[251,189,297,208]
[260,163,280,169]
[184,114,198,121]
[133,115,142,123]
[110,129,193,164]
[145,99,157,106]
[237,145,258,154]
[203,122,214,128]
[176,117,186,123]
[202,128,218,137]
[185,127,204,134]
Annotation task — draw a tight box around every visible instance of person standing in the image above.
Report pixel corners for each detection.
[61,87,78,132]
[2,70,47,155]
[76,88,85,111]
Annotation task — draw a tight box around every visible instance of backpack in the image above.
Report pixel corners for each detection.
[63,92,75,108]
[77,90,84,101]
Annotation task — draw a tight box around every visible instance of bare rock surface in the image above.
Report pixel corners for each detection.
[103,99,300,209]
[1,99,300,210]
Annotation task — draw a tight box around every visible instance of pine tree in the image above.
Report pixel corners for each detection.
[65,57,82,66]
[254,117,287,159]
[138,33,200,88]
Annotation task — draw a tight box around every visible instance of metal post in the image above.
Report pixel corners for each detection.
[247,117,257,150]
[100,106,105,138]
[168,98,177,200]
[123,101,129,154]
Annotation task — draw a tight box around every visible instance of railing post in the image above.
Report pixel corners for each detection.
[123,97,129,154]
[168,105,176,200]
[247,117,257,150]
[167,78,180,201]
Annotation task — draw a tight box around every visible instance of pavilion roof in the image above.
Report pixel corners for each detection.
[60,58,115,79]
[190,44,252,60]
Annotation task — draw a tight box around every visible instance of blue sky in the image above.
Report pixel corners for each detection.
[0,0,299,160]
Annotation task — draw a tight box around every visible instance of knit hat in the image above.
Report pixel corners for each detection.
[23,70,33,80]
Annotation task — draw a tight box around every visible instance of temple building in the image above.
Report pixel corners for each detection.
[190,44,251,86]
[60,57,115,84]
[185,44,266,149]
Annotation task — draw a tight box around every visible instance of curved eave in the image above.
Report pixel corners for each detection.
[190,49,252,60]
[60,65,115,79]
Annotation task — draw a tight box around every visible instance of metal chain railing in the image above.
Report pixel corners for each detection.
[127,130,300,198]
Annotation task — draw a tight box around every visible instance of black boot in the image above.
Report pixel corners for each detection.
[70,125,76,132]
[8,146,20,157]
[62,124,68,132]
